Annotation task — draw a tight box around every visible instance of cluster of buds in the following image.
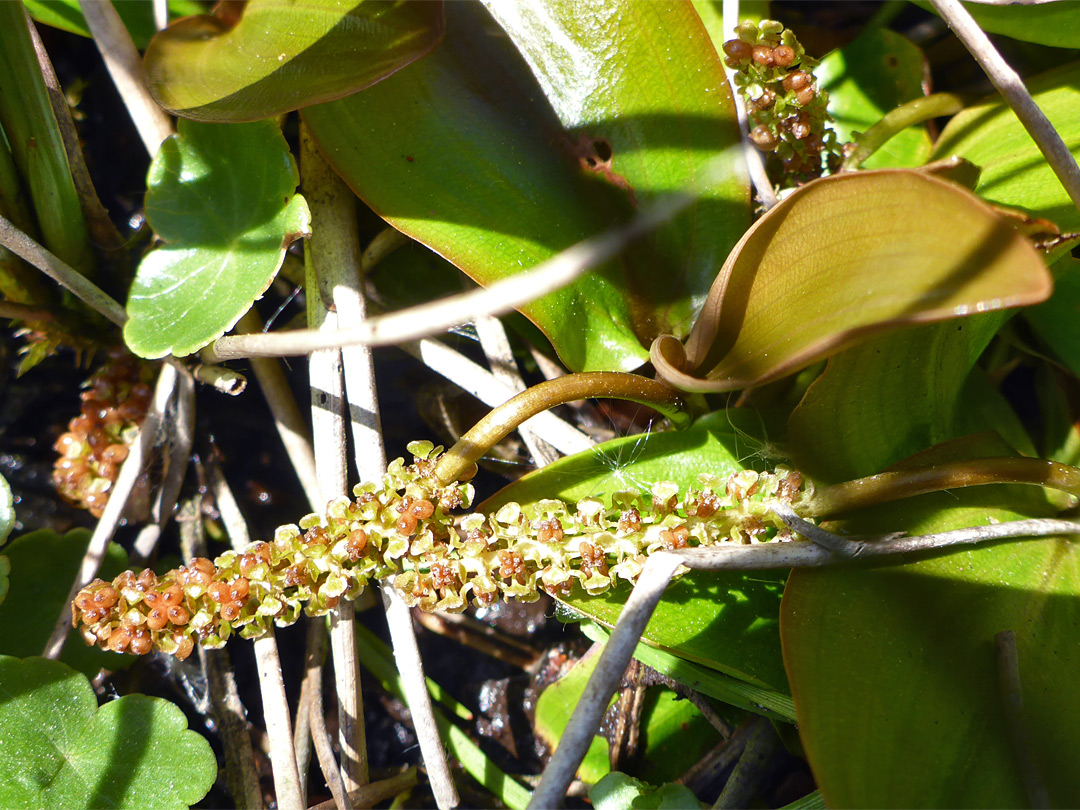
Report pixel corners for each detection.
[72,441,810,660]
[723,19,841,182]
[53,349,154,517]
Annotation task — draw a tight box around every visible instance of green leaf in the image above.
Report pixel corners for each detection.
[481,0,749,342]
[1025,257,1080,378]
[581,622,795,722]
[591,772,702,810]
[787,312,1019,482]
[124,119,310,358]
[0,656,215,809]
[782,486,1080,807]
[0,529,131,678]
[484,411,789,690]
[303,0,749,372]
[916,0,1080,49]
[534,651,612,785]
[143,0,444,122]
[931,61,1080,231]
[0,472,13,546]
[23,0,207,50]
[652,169,1052,393]
[817,26,931,169]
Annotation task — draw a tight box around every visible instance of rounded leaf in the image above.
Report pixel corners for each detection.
[124,119,311,358]
[0,656,215,809]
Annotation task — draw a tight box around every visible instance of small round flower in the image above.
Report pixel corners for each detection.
[772,45,796,66]
[722,39,752,62]
[751,45,774,66]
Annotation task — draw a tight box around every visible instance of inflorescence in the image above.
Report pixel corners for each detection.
[723,19,842,182]
[73,441,810,660]
[53,348,154,517]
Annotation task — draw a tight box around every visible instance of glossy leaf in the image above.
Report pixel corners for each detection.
[817,26,931,169]
[931,61,1080,231]
[124,119,310,358]
[484,411,789,690]
[23,0,206,50]
[0,529,131,677]
[0,656,216,809]
[917,0,1080,49]
[303,0,749,372]
[481,0,748,340]
[143,0,444,122]
[1026,257,1080,378]
[652,170,1051,393]
[782,487,1080,808]
[787,312,1024,482]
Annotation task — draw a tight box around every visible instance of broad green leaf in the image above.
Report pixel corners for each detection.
[582,621,795,722]
[787,312,1020,482]
[917,0,1080,49]
[143,0,444,122]
[0,472,13,546]
[931,61,1080,231]
[781,487,1080,808]
[652,170,1051,393]
[124,119,310,358]
[481,0,748,342]
[304,0,749,372]
[1025,256,1080,378]
[817,27,931,169]
[0,529,131,677]
[0,656,215,809]
[484,411,790,690]
[591,772,701,810]
[534,651,613,785]
[23,0,206,50]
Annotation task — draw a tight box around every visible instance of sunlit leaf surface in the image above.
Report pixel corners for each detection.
[144,0,444,121]
[652,170,1051,392]
[124,120,310,358]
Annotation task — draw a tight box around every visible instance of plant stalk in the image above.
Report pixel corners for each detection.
[804,457,1080,518]
[435,372,690,484]
[842,93,966,171]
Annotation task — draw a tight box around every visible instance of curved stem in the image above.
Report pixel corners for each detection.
[805,457,1080,518]
[842,93,966,171]
[434,372,691,485]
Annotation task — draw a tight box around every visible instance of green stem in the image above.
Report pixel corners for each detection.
[842,93,966,171]
[434,372,691,484]
[805,457,1080,518]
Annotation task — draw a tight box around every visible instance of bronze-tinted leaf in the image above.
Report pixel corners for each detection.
[144,0,444,122]
[652,169,1051,393]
